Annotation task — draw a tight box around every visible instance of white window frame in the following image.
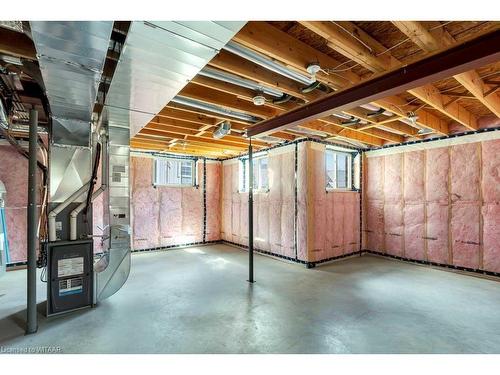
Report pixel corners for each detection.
[153,157,196,187]
[239,152,269,193]
[325,147,353,191]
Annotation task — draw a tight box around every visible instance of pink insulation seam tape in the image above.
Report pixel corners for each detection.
[206,163,221,241]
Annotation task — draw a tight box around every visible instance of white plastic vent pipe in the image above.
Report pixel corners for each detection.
[48,181,91,241]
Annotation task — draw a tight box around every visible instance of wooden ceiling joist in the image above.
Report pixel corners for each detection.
[157,106,219,126]
[301,120,384,147]
[299,21,398,73]
[391,21,497,124]
[235,22,451,136]
[300,20,478,133]
[246,29,500,137]
[134,134,247,153]
[178,84,276,119]
[233,21,360,88]
[454,70,500,118]
[407,85,479,130]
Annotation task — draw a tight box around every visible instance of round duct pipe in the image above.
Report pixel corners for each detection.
[223,41,315,86]
[199,67,284,98]
[171,96,261,123]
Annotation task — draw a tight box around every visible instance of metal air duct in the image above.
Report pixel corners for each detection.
[199,67,284,98]
[223,41,315,86]
[172,96,260,122]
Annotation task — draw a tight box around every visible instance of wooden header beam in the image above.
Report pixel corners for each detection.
[246,30,500,137]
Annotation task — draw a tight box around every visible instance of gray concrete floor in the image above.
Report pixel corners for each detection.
[1,244,500,354]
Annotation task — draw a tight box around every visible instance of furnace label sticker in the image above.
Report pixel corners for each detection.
[58,277,83,296]
[57,257,84,277]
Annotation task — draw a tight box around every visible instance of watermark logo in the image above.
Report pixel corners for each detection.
[0,346,62,354]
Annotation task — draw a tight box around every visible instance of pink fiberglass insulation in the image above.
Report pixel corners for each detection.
[426,203,449,264]
[296,142,308,261]
[403,151,425,202]
[306,144,361,262]
[132,186,160,249]
[158,187,182,246]
[280,202,294,258]
[403,203,425,260]
[255,192,270,251]
[366,156,384,198]
[481,139,500,203]
[0,145,43,262]
[181,185,203,243]
[384,153,403,203]
[130,156,212,249]
[365,200,384,252]
[206,162,221,241]
[268,153,282,255]
[426,147,449,203]
[239,192,248,246]
[384,202,404,256]
[131,157,159,249]
[482,203,500,273]
[281,150,296,258]
[310,146,327,261]
[221,163,232,241]
[451,203,481,269]
[451,143,480,203]
[344,193,360,254]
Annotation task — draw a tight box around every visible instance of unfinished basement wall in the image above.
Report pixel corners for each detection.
[0,144,43,263]
[221,143,306,259]
[307,142,361,262]
[130,155,221,250]
[220,141,360,263]
[362,134,500,273]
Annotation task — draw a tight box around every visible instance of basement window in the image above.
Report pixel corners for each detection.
[239,152,269,192]
[325,148,353,190]
[154,158,195,187]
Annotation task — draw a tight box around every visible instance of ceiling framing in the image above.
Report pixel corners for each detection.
[125,21,500,157]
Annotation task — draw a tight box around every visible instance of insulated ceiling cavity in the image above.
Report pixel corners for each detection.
[102,21,246,137]
[30,21,113,146]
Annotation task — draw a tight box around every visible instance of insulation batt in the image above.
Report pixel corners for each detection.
[130,156,220,250]
[0,145,43,263]
[364,138,500,273]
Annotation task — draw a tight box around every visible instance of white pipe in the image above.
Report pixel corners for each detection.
[69,135,108,241]
[48,182,91,241]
